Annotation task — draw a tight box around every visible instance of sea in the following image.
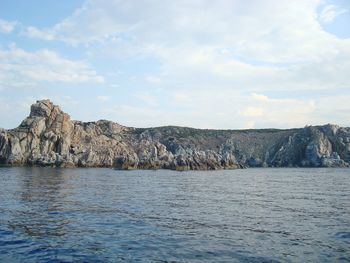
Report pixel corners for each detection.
[0,167,349,262]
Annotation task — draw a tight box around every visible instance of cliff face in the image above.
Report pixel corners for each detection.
[0,100,349,170]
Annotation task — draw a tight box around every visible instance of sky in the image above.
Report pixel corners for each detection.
[0,0,349,129]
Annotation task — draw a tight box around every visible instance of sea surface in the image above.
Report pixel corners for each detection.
[0,167,349,262]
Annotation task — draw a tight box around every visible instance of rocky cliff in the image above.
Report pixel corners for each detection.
[0,100,349,170]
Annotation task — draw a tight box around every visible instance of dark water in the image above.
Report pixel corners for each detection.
[0,168,349,262]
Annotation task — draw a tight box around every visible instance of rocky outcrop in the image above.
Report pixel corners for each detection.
[0,100,349,169]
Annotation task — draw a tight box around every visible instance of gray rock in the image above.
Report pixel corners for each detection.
[0,100,349,169]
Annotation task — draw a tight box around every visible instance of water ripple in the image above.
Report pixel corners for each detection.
[0,167,349,262]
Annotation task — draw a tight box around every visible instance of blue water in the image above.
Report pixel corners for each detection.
[0,168,349,262]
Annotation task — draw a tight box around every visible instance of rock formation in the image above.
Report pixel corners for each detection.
[0,100,349,169]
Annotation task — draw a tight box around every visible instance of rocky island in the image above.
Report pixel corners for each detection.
[0,100,349,170]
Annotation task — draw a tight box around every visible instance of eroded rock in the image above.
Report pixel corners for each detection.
[0,100,349,169]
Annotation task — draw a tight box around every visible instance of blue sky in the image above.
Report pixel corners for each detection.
[0,0,349,129]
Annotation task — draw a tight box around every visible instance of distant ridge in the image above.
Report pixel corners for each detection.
[0,100,349,169]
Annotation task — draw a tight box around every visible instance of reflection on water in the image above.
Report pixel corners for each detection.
[0,167,349,262]
[11,168,70,238]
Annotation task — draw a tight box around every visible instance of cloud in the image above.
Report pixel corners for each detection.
[31,0,350,95]
[0,44,104,89]
[23,1,350,72]
[8,0,350,128]
[319,4,348,23]
[25,26,55,40]
[242,93,317,128]
[97,90,325,129]
[23,1,341,61]
[251,93,269,102]
[0,19,17,33]
[240,107,264,117]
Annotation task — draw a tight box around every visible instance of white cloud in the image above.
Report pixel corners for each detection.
[23,1,350,70]
[243,94,317,128]
[240,107,264,117]
[243,121,256,129]
[25,26,55,40]
[319,4,348,23]
[23,0,342,61]
[251,93,269,102]
[9,0,350,128]
[97,90,325,129]
[3,91,348,130]
[0,19,17,33]
[0,45,104,89]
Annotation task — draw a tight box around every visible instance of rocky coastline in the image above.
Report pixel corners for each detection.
[0,100,349,170]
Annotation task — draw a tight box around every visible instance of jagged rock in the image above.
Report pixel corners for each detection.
[0,100,349,169]
[0,130,9,165]
[113,153,139,170]
[305,131,332,167]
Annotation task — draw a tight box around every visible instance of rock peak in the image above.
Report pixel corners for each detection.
[1,99,349,169]
[30,99,56,118]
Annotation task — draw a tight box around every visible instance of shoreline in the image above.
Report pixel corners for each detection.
[1,100,350,169]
